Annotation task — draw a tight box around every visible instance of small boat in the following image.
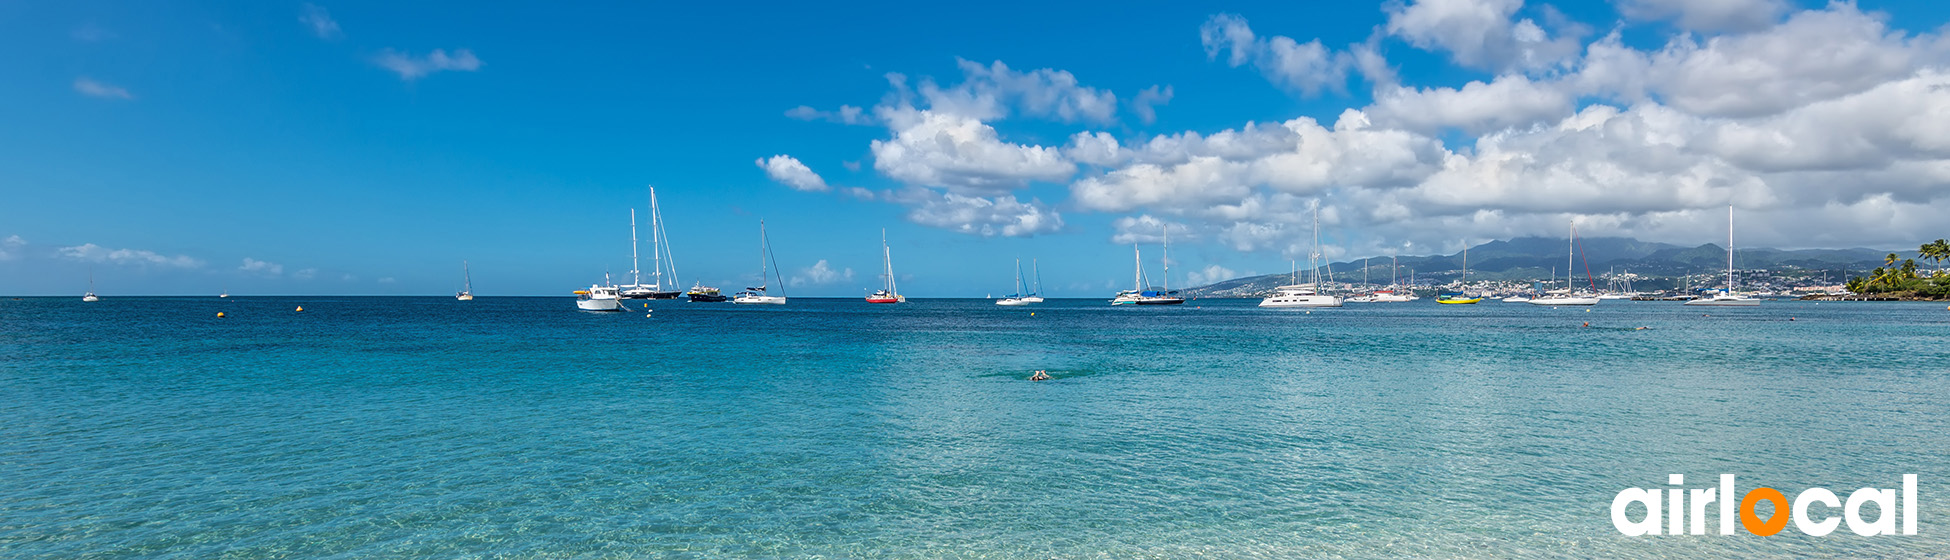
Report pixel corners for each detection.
[1261,206,1340,308]
[997,258,1032,306]
[1530,221,1600,306]
[1501,295,1531,303]
[456,260,474,301]
[82,292,98,302]
[575,275,623,312]
[733,220,788,305]
[82,272,98,302]
[686,284,729,302]
[866,229,905,303]
[1687,206,1762,307]
[1437,240,1480,304]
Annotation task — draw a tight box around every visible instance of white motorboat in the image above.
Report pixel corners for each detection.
[734,220,788,305]
[1261,205,1340,308]
[575,276,622,312]
[1530,221,1600,306]
[1687,206,1762,307]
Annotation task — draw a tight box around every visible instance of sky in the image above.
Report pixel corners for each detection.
[3,0,1948,296]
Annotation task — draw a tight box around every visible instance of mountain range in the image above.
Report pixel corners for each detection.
[1185,237,1903,298]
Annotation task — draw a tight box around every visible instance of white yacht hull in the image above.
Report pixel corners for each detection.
[1018,296,1044,303]
[734,295,787,305]
[1685,296,1760,306]
[1259,295,1343,308]
[996,298,1030,306]
[1501,296,1531,303]
[576,298,621,311]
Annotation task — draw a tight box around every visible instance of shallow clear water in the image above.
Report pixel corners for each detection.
[2,296,1947,558]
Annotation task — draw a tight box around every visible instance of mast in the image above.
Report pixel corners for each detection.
[1133,245,1142,291]
[648,186,661,289]
[757,220,768,291]
[628,208,641,287]
[1727,205,1736,292]
[463,260,471,292]
[882,229,896,294]
[1162,225,1170,291]
[1014,258,1024,295]
[1031,259,1041,296]
[1310,204,1322,287]
[1567,221,1575,292]
[1462,239,1468,289]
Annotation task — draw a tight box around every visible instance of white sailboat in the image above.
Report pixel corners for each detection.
[997,258,1030,306]
[456,260,474,301]
[1687,205,1761,307]
[1020,259,1045,303]
[1531,222,1600,306]
[1260,204,1342,308]
[1111,225,1184,305]
[621,188,684,299]
[734,220,788,304]
[82,271,99,302]
[575,272,622,311]
[867,229,905,303]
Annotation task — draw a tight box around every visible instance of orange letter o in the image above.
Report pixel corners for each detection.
[1741,488,1790,536]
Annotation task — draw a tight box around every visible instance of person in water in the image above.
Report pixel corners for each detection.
[1029,370,1050,381]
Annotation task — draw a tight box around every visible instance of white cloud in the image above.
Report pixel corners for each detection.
[870,107,1077,195]
[58,243,201,268]
[1185,264,1239,286]
[1200,14,1351,95]
[1110,215,1194,244]
[1131,85,1174,124]
[785,104,872,125]
[293,268,318,280]
[893,189,1064,237]
[1384,0,1582,72]
[377,277,396,284]
[1366,74,1575,135]
[0,235,24,261]
[73,77,133,100]
[1616,0,1788,32]
[756,155,830,192]
[793,260,854,285]
[239,258,284,276]
[300,3,342,39]
[915,59,1120,123]
[375,48,482,81]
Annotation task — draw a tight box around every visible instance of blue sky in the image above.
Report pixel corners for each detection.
[4,1,1948,296]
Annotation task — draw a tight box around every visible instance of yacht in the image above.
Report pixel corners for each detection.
[1436,240,1481,304]
[82,272,99,302]
[1530,222,1600,306]
[621,187,684,299]
[456,260,474,301]
[733,220,788,305]
[685,284,729,302]
[866,229,905,303]
[1260,205,1341,308]
[1111,226,1184,305]
[1687,205,1761,307]
[997,258,1031,306]
[1019,259,1045,303]
[575,274,623,312]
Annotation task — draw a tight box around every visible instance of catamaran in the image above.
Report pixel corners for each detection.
[1437,240,1481,304]
[456,260,474,301]
[734,220,787,305]
[1260,205,1342,308]
[997,258,1031,306]
[867,229,905,303]
[1111,226,1184,305]
[1687,205,1761,307]
[575,273,623,312]
[1531,222,1600,306]
[621,187,683,299]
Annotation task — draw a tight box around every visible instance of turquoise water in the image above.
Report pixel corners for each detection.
[2,297,1948,558]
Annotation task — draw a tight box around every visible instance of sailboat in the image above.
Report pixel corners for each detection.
[1111,225,1185,305]
[1437,240,1481,304]
[575,272,623,311]
[1531,222,1600,306]
[1687,205,1761,306]
[1020,259,1045,303]
[1260,204,1342,308]
[621,187,684,299]
[997,258,1030,306]
[456,260,474,301]
[734,220,788,304]
[82,271,99,302]
[866,229,905,303]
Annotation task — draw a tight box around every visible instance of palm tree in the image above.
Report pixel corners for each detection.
[1921,239,1949,277]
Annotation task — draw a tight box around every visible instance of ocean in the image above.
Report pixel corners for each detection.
[2,296,1946,558]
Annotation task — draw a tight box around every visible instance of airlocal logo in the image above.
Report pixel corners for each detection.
[1613,474,1917,536]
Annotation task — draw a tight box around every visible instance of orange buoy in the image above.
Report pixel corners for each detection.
[216,312,226,318]
[295,306,304,312]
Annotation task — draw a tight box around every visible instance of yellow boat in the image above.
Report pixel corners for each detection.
[1437,295,1482,304]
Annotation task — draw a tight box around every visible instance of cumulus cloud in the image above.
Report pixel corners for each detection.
[893,189,1064,237]
[1616,0,1788,32]
[1201,14,1352,95]
[0,235,24,261]
[871,107,1076,195]
[239,258,284,276]
[1384,0,1583,73]
[793,260,854,285]
[293,268,318,280]
[375,48,481,80]
[1131,85,1174,124]
[58,243,202,268]
[300,3,342,39]
[1185,264,1239,287]
[73,77,133,100]
[757,155,830,192]
[914,59,1120,123]
[1366,74,1575,135]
